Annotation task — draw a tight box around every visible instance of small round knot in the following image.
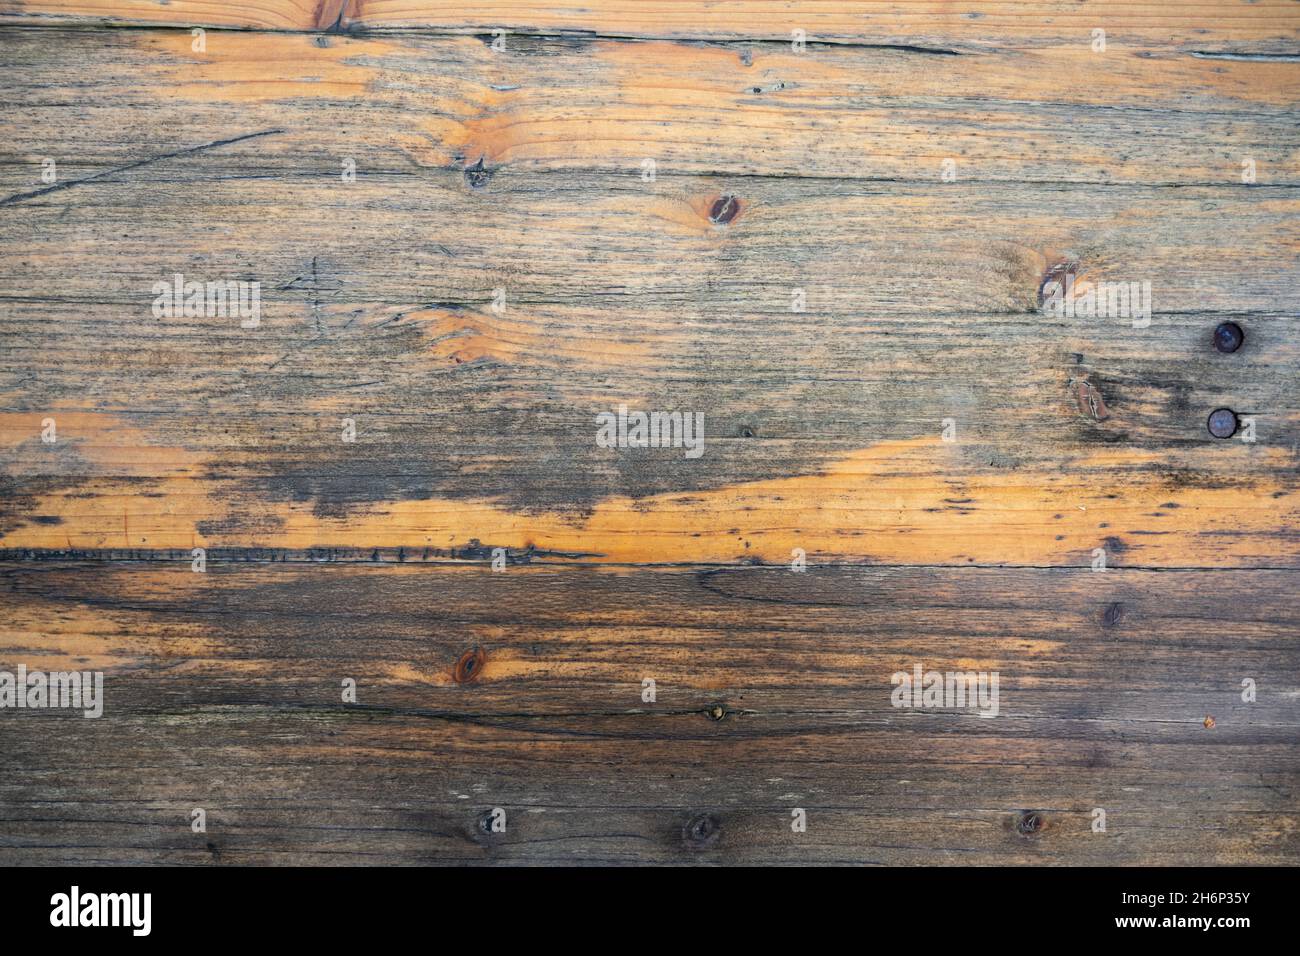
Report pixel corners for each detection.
[682,812,721,849]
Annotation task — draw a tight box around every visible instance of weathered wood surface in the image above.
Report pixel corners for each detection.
[2,29,1297,185]
[1,562,1297,863]
[0,3,1297,865]
[2,0,1297,52]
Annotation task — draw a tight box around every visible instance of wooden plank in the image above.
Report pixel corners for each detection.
[3,716,1293,864]
[5,562,1299,719]
[0,29,1296,186]
[4,176,1295,310]
[2,299,1297,565]
[1,0,1297,52]
[1,562,1295,864]
[0,34,1296,566]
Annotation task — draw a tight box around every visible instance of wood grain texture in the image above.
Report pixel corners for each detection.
[2,0,1298,52]
[1,30,1298,185]
[1,30,1296,566]
[1,562,1296,864]
[0,4,1297,866]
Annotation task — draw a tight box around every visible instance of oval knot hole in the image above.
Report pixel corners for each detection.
[1076,381,1109,421]
[1102,602,1124,628]
[454,647,486,684]
[709,195,740,225]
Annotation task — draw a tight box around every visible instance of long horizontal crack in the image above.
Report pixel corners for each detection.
[1189,51,1300,62]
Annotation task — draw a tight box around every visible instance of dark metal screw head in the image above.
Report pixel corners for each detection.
[1213,321,1243,353]
[1207,408,1239,439]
